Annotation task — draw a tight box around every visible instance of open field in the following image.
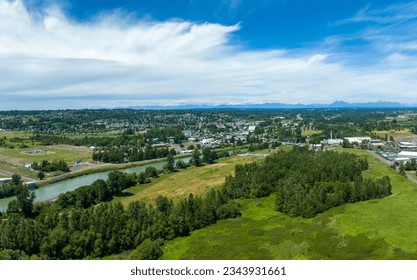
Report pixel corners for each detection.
[372,129,416,141]
[0,130,33,139]
[117,155,266,206]
[0,145,93,166]
[162,149,417,260]
[302,129,322,136]
[0,161,38,180]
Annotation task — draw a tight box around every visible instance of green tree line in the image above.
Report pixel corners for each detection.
[222,147,391,218]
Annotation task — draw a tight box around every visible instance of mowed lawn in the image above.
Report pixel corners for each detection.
[162,149,417,260]
[119,155,266,206]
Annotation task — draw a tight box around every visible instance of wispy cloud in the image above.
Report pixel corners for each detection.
[336,2,417,25]
[1,0,417,109]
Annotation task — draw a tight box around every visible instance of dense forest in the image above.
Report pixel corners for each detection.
[223,147,392,218]
[0,182,238,260]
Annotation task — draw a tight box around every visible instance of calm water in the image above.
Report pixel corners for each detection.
[0,157,190,212]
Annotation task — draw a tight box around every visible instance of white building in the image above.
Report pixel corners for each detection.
[201,138,214,145]
[344,137,371,144]
[326,139,343,145]
[396,151,417,159]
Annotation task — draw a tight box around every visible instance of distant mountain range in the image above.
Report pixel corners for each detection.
[127,101,417,110]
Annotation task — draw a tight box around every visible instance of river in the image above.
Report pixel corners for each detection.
[0,157,191,212]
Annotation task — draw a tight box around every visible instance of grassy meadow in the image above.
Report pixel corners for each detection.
[116,155,267,206]
[372,129,415,141]
[161,149,417,260]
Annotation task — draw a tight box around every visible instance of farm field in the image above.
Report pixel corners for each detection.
[161,149,417,260]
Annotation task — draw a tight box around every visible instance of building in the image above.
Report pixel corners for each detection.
[396,151,417,160]
[248,125,256,133]
[321,130,343,146]
[398,142,417,150]
[344,137,371,144]
[201,138,214,145]
[326,139,343,145]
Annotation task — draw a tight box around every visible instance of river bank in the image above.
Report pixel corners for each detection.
[36,154,192,188]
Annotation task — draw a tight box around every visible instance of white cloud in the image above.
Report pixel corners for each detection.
[336,2,417,25]
[1,0,417,109]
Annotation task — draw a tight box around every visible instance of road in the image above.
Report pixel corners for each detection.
[369,150,417,185]
[0,169,35,182]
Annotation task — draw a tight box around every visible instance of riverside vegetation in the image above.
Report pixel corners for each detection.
[0,147,394,260]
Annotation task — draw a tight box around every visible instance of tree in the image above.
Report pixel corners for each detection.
[129,239,163,260]
[11,174,22,185]
[192,149,202,167]
[38,171,45,180]
[165,154,175,172]
[399,162,407,177]
[106,171,127,194]
[175,159,188,169]
[202,148,217,164]
[7,184,36,217]
[169,148,177,156]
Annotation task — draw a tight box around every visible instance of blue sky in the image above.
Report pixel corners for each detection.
[1,0,417,109]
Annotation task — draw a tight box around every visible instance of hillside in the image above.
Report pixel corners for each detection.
[162,150,417,259]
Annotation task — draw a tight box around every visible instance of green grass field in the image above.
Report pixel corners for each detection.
[162,149,417,260]
[1,145,92,165]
